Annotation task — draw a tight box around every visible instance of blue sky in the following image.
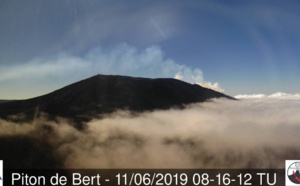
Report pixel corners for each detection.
[1,1,300,99]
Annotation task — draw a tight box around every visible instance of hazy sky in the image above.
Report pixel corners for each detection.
[1,1,300,99]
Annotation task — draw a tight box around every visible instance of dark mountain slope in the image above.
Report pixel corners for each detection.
[0,75,233,122]
[0,100,12,103]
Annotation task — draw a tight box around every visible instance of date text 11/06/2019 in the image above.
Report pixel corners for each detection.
[115,172,276,186]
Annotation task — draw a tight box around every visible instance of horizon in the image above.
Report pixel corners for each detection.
[1,73,300,101]
[1,1,300,99]
[0,74,230,101]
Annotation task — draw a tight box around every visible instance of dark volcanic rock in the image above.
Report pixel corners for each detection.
[0,100,12,103]
[0,135,59,168]
[0,75,233,122]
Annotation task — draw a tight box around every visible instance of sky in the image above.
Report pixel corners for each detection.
[1,1,300,99]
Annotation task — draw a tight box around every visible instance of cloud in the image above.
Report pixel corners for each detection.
[0,44,222,99]
[235,92,300,99]
[1,98,300,169]
[198,82,224,92]
[0,55,87,82]
[174,72,223,92]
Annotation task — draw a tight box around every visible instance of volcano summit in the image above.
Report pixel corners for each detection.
[0,75,233,122]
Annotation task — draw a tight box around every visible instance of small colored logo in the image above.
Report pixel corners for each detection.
[286,160,300,185]
[0,160,3,186]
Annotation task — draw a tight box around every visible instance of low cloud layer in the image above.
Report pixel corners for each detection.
[235,92,300,99]
[1,98,299,169]
[0,44,221,99]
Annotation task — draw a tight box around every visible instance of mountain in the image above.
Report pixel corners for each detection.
[0,75,234,168]
[0,75,233,122]
[0,100,12,103]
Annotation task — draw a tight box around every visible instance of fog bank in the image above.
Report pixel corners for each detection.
[0,98,299,168]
